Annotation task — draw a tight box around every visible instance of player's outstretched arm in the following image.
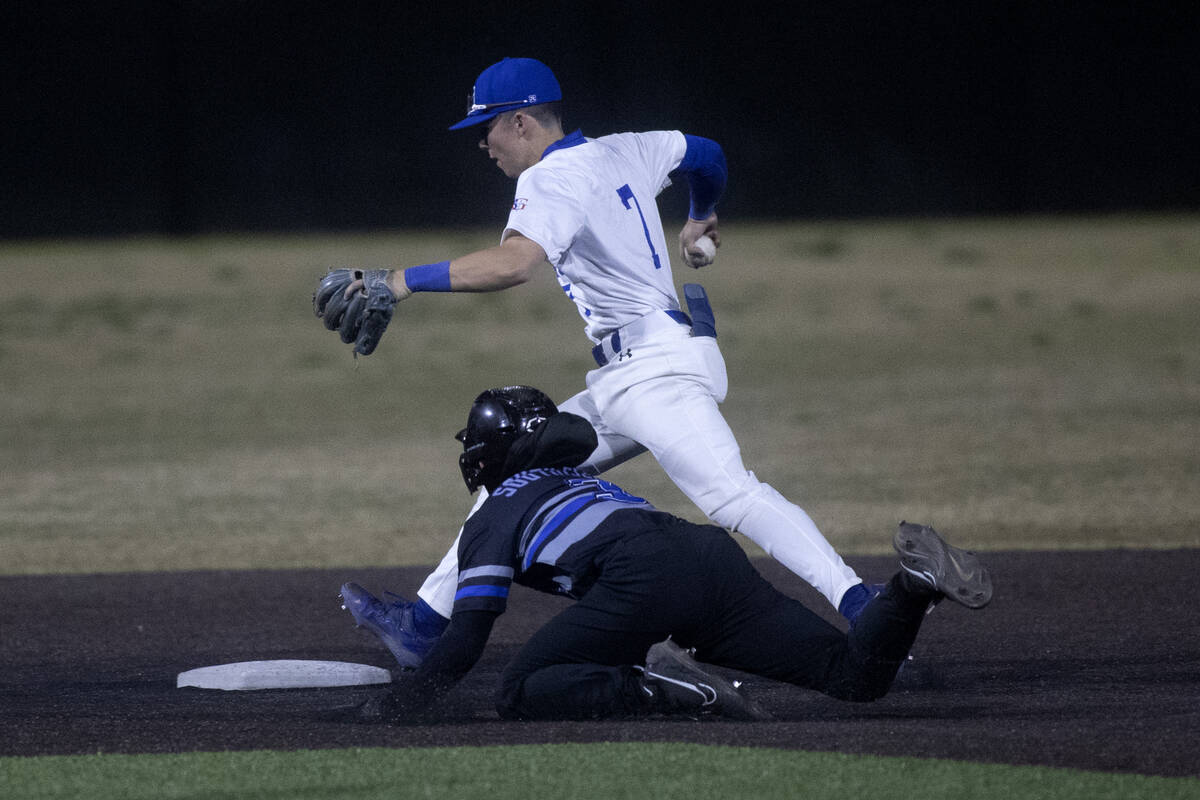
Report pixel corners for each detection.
[344,231,547,298]
[313,233,548,356]
[434,231,547,292]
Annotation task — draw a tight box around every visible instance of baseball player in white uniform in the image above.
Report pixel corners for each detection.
[319,58,878,667]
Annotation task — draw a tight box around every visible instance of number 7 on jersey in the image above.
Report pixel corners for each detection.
[616,184,662,269]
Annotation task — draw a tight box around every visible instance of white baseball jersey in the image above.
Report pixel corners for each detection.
[502,130,689,343]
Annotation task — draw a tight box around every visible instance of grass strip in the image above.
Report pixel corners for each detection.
[2,743,1197,800]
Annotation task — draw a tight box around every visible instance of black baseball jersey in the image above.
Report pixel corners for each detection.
[377,413,935,721]
[453,467,657,615]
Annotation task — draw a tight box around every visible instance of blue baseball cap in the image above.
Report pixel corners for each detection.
[448,58,562,130]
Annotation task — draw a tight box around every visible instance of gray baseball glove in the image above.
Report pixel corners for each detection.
[313,269,397,356]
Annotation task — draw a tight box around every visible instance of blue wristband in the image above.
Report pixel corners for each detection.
[403,260,452,292]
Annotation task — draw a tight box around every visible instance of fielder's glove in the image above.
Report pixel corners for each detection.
[313,268,398,356]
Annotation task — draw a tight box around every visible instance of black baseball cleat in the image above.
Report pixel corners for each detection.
[893,521,993,609]
[641,638,772,721]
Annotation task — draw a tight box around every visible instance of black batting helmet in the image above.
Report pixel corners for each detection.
[456,385,558,492]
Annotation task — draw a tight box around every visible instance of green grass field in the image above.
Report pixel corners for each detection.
[4,744,1200,800]
[2,216,1197,574]
[2,215,1198,796]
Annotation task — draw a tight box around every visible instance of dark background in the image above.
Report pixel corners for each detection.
[4,1,1199,239]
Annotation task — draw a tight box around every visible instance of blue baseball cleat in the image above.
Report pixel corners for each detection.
[339,582,448,669]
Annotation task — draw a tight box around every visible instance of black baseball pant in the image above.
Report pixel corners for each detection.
[495,512,931,719]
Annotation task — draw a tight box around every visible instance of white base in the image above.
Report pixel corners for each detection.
[176,660,393,690]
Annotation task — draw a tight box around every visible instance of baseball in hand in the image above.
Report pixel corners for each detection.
[685,235,717,268]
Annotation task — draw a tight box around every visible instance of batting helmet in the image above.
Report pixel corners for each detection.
[456,385,558,492]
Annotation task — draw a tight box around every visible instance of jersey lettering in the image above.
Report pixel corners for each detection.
[493,467,582,497]
[616,183,663,269]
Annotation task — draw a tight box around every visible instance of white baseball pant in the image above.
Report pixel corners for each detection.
[418,311,862,616]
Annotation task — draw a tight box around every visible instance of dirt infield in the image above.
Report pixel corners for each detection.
[2,550,1197,778]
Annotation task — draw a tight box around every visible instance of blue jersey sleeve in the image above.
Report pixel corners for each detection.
[674,134,727,220]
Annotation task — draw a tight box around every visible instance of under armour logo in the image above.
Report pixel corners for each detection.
[617,348,633,361]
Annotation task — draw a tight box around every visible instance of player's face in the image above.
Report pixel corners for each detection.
[479,114,528,178]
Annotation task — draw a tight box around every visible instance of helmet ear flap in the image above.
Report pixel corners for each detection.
[458,440,497,493]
